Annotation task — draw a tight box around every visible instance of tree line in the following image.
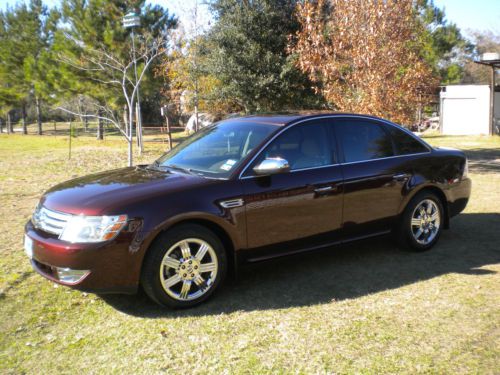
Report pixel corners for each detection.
[1,0,498,136]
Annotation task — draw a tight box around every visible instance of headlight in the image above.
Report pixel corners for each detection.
[59,214,128,243]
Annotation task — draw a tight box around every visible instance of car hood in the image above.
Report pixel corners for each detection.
[40,166,210,216]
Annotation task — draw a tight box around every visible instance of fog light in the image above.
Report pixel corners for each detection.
[55,267,90,284]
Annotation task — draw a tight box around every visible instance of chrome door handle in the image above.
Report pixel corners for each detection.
[314,186,336,193]
[393,173,411,181]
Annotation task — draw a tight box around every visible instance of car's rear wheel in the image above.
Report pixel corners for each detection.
[141,224,227,308]
[398,191,444,251]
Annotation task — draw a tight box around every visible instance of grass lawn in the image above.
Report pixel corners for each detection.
[0,133,499,374]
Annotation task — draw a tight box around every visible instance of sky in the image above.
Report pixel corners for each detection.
[0,0,499,36]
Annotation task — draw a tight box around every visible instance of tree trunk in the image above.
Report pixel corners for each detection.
[123,105,129,137]
[35,96,42,135]
[0,118,3,133]
[135,102,143,155]
[128,138,133,167]
[128,104,134,167]
[22,104,28,135]
[7,112,12,134]
[97,109,104,140]
[84,116,88,132]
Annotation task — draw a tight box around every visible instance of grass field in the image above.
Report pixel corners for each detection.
[0,133,499,374]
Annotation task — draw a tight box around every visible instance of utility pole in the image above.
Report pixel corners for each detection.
[192,0,200,132]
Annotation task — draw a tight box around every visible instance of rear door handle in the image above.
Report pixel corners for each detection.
[314,185,337,193]
[393,173,411,181]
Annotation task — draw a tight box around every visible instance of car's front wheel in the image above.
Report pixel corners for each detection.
[398,191,444,251]
[141,224,227,308]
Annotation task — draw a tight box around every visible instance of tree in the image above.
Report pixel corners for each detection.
[157,23,243,123]
[290,0,438,125]
[203,0,323,113]
[53,0,176,164]
[462,30,500,84]
[53,0,177,138]
[0,0,59,135]
[416,0,472,85]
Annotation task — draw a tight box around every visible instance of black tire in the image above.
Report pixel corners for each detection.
[397,191,444,252]
[141,224,227,308]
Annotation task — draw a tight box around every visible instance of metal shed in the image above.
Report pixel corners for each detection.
[439,85,493,135]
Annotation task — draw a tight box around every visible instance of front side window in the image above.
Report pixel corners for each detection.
[335,120,394,163]
[250,121,332,173]
[156,121,277,178]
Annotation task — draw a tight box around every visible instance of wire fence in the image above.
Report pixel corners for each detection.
[0,120,186,143]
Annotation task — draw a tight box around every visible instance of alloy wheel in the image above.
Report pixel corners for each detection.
[159,238,218,301]
[410,199,441,245]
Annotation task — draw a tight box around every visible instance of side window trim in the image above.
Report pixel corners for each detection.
[237,114,432,178]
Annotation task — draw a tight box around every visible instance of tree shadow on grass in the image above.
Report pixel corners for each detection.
[464,148,500,174]
[100,212,500,317]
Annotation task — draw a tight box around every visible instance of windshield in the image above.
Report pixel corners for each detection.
[155,120,277,178]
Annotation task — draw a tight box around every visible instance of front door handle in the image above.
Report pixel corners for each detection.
[393,173,411,181]
[314,185,337,193]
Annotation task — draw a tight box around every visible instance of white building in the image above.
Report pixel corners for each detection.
[439,85,499,135]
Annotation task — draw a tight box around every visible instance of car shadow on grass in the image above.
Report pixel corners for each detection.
[99,212,500,317]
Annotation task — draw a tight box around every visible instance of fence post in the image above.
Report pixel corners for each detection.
[97,114,104,140]
[166,117,172,150]
[53,121,56,136]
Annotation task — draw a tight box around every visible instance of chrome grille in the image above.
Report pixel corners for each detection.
[32,205,72,236]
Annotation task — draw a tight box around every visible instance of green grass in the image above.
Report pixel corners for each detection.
[1,133,499,374]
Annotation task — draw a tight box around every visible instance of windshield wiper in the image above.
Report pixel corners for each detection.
[163,164,197,175]
[145,160,162,171]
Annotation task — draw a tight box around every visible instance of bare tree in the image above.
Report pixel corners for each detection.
[57,33,167,166]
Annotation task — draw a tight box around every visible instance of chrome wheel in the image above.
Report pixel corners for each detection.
[410,199,441,245]
[159,238,218,301]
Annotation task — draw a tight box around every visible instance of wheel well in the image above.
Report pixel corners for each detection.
[147,219,237,275]
[412,186,450,229]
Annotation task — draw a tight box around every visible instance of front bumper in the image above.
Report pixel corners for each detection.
[24,221,141,294]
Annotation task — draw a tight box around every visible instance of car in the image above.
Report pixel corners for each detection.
[24,113,471,308]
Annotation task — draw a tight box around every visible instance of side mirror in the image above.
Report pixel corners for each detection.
[253,157,290,176]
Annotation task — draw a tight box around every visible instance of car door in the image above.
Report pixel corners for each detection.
[239,119,344,261]
[333,117,411,238]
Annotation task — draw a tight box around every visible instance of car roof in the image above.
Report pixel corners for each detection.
[223,112,395,127]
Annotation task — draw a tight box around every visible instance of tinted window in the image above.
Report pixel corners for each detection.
[335,120,394,162]
[252,121,332,172]
[387,126,429,155]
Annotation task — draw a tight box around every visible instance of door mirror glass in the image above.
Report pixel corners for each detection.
[253,157,290,176]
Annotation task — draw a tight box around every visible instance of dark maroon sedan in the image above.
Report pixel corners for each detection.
[24,113,471,308]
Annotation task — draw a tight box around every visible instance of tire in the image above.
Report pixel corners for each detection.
[141,224,227,308]
[397,191,444,252]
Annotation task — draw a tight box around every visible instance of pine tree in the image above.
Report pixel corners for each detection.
[0,0,59,135]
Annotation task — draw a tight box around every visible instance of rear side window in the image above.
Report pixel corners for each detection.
[387,126,429,155]
[335,120,394,163]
